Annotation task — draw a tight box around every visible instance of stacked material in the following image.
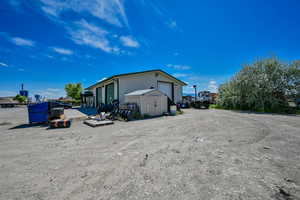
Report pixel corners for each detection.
[49,119,71,128]
[49,107,64,120]
[49,107,71,128]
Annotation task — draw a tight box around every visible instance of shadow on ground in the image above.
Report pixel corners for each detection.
[9,123,48,130]
[74,107,98,116]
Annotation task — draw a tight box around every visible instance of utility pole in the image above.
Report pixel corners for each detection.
[193,85,197,102]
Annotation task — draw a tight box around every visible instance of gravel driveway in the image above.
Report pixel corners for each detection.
[0,108,300,200]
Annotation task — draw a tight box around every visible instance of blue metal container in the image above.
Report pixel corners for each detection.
[20,90,29,97]
[28,102,49,124]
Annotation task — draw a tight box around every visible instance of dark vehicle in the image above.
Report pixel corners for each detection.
[49,101,72,109]
[180,102,190,108]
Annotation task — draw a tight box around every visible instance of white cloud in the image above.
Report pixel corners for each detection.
[0,90,17,97]
[46,88,61,92]
[120,36,140,48]
[172,73,188,78]
[33,88,66,99]
[52,47,73,55]
[167,20,177,29]
[0,62,8,67]
[11,37,35,47]
[208,80,218,93]
[39,0,128,27]
[167,64,191,70]
[68,19,120,54]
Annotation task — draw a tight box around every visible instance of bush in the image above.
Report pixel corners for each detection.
[217,57,300,113]
[13,94,27,103]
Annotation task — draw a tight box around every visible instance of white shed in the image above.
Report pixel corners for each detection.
[125,89,168,116]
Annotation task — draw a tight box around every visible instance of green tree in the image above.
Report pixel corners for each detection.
[64,83,83,100]
[13,94,27,103]
[217,57,300,113]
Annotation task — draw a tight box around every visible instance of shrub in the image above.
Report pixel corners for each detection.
[217,57,300,113]
[13,94,27,103]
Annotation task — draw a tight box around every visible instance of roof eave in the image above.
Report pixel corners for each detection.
[85,69,188,90]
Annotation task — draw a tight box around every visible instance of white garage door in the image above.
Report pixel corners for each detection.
[158,82,172,100]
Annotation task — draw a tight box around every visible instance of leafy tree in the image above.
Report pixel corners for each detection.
[217,57,300,113]
[64,83,83,100]
[13,94,27,103]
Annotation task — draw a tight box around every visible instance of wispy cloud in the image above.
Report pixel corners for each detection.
[167,20,177,29]
[11,37,35,47]
[208,80,218,93]
[69,19,119,54]
[167,64,191,70]
[0,62,8,67]
[39,0,128,27]
[120,36,140,48]
[172,73,188,78]
[52,47,73,55]
[33,88,65,98]
[0,90,17,97]
[181,74,229,94]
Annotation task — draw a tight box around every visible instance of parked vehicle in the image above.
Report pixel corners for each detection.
[49,101,72,109]
[192,91,212,109]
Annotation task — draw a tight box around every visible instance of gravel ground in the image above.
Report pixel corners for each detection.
[0,107,300,200]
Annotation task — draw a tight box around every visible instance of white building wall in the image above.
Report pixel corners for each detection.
[89,71,184,105]
[118,72,183,104]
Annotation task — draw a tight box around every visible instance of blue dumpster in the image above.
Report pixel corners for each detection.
[28,102,49,124]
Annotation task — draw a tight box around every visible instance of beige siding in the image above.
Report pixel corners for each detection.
[89,71,184,106]
[119,72,183,104]
[124,90,168,116]
[174,84,182,103]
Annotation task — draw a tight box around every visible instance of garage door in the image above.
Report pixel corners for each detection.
[158,81,172,100]
[105,83,114,104]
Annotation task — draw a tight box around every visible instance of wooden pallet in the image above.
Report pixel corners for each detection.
[84,120,114,127]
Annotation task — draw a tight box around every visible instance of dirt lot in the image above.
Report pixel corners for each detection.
[0,107,300,200]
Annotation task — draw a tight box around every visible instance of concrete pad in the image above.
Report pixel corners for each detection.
[64,108,88,121]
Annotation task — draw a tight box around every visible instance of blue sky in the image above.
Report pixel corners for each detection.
[1,0,300,98]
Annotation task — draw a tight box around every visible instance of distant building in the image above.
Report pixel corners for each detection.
[0,97,19,108]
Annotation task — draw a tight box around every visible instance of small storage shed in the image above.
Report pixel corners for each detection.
[125,89,168,116]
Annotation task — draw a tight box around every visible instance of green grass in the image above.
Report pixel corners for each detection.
[209,104,224,109]
[176,110,184,115]
[209,104,300,115]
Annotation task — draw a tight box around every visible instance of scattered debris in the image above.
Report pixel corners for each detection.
[140,154,149,167]
[80,172,88,179]
[172,149,180,154]
[263,146,271,150]
[193,136,204,143]
[284,178,294,183]
[273,186,293,200]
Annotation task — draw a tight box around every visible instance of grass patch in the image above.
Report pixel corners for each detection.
[209,104,224,109]
[176,110,184,115]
